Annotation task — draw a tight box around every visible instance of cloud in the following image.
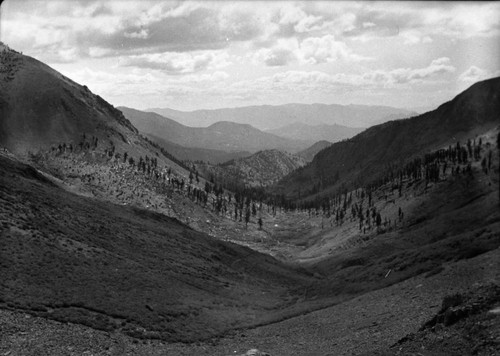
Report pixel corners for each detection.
[298,35,368,64]
[227,57,457,97]
[4,1,499,66]
[339,2,500,44]
[119,51,231,74]
[364,57,456,85]
[253,35,368,67]
[458,66,500,82]
[260,48,297,67]
[252,38,299,67]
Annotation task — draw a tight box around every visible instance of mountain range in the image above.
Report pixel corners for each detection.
[119,106,311,154]
[147,103,416,130]
[266,122,364,142]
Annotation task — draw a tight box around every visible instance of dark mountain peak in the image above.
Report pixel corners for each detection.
[0,45,138,154]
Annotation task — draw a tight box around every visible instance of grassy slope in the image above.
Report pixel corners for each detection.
[0,154,315,342]
[306,149,500,298]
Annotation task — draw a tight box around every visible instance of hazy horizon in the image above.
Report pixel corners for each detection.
[2,1,499,114]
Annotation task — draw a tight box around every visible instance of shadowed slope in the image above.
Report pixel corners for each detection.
[278,77,500,198]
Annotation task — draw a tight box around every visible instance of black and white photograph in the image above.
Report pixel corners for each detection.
[0,1,499,355]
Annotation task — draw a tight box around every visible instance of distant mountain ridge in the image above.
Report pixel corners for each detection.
[146,133,251,164]
[147,103,416,130]
[277,77,500,199]
[119,107,310,154]
[266,122,364,143]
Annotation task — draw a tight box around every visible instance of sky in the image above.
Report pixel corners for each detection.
[1,1,499,112]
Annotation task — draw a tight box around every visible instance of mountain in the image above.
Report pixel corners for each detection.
[266,122,364,142]
[147,103,416,130]
[198,149,306,188]
[119,107,310,153]
[277,77,500,199]
[146,134,251,164]
[0,43,137,155]
[297,140,332,162]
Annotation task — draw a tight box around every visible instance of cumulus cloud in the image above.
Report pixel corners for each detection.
[4,1,499,65]
[252,38,299,67]
[364,57,456,85]
[253,35,368,67]
[458,66,500,82]
[298,35,368,64]
[340,2,500,43]
[227,57,457,97]
[119,51,231,74]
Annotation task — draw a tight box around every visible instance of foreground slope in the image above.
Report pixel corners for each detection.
[119,107,309,153]
[0,153,314,342]
[278,77,500,198]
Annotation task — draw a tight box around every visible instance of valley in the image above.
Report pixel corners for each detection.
[1,33,500,356]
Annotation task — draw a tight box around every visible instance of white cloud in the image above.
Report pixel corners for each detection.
[227,57,457,96]
[253,35,368,67]
[298,35,369,64]
[365,57,456,85]
[252,38,299,67]
[120,51,231,74]
[458,66,500,82]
